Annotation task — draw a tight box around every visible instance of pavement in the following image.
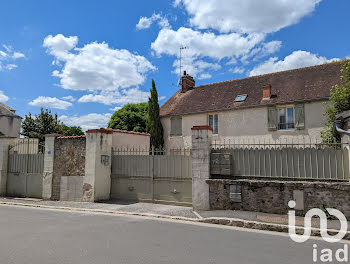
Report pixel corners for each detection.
[0,197,349,239]
[0,204,347,264]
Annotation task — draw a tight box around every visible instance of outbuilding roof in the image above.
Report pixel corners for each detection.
[160,61,345,117]
[0,103,21,118]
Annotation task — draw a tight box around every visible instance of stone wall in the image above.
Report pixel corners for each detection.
[207,179,350,217]
[52,136,86,200]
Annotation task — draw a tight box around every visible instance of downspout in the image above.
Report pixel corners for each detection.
[335,119,350,136]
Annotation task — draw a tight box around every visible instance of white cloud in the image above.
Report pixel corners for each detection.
[0,91,9,102]
[151,27,264,77]
[230,67,245,74]
[61,95,76,102]
[152,27,264,60]
[78,88,150,105]
[249,50,339,76]
[59,113,112,131]
[43,34,78,62]
[44,34,155,93]
[5,64,17,70]
[136,13,170,30]
[110,106,122,112]
[12,52,25,59]
[174,0,322,34]
[29,96,72,110]
[0,45,25,71]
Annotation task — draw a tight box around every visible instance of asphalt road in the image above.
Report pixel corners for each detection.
[0,205,346,264]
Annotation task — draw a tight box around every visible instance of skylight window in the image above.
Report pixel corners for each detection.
[234,94,247,102]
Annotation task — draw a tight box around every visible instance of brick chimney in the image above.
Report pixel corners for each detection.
[262,84,271,100]
[181,71,195,93]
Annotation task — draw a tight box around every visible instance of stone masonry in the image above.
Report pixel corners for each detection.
[192,126,213,211]
[207,179,350,217]
[51,136,86,200]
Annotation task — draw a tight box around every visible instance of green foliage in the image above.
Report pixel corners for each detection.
[321,60,350,143]
[21,108,84,142]
[59,125,84,136]
[146,79,164,148]
[108,103,148,132]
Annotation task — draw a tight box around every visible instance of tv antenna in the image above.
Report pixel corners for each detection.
[177,46,188,86]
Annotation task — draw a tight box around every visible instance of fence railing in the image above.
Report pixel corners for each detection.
[8,139,45,174]
[112,146,192,156]
[212,137,345,150]
[211,139,349,181]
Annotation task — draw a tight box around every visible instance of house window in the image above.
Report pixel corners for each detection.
[170,117,182,136]
[209,114,219,134]
[278,106,295,130]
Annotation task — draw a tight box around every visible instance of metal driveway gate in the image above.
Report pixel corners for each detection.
[7,139,44,198]
[111,148,192,206]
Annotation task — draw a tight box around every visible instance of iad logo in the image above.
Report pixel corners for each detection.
[288,200,348,262]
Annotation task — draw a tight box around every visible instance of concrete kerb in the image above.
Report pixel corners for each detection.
[0,200,349,240]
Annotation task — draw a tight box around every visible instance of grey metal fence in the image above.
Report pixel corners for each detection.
[111,147,192,206]
[7,139,44,198]
[8,139,45,174]
[211,138,350,181]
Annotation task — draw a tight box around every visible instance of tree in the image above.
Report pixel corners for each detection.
[321,60,350,143]
[108,103,148,132]
[146,79,164,149]
[21,108,84,142]
[59,125,84,136]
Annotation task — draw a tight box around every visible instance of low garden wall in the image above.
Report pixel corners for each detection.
[207,179,350,217]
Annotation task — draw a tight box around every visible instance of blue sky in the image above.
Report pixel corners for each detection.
[0,0,349,130]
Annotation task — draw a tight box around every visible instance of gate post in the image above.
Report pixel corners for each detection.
[0,137,18,196]
[191,126,213,211]
[42,134,58,199]
[82,129,113,202]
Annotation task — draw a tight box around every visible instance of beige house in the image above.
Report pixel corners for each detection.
[160,61,345,149]
[0,103,21,138]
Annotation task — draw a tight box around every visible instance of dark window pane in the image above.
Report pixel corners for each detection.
[209,115,213,129]
[214,114,218,134]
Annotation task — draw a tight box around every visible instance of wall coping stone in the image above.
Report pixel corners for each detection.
[206,179,350,190]
[191,125,213,131]
[86,128,114,134]
[86,128,150,136]
[56,135,86,139]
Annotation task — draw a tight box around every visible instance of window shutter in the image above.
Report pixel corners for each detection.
[295,104,305,130]
[267,106,277,131]
[177,117,182,136]
[170,118,175,136]
[171,117,182,136]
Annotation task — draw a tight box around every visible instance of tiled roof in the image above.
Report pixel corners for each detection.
[160,61,345,117]
[0,103,21,118]
[56,135,86,139]
[108,128,150,136]
[86,128,150,136]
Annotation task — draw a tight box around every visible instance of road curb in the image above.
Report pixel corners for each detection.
[1,201,348,240]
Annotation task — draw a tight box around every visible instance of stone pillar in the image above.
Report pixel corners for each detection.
[0,137,18,195]
[42,134,58,199]
[191,126,213,211]
[338,115,350,181]
[82,129,113,202]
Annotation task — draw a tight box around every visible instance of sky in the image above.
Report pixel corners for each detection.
[0,0,349,130]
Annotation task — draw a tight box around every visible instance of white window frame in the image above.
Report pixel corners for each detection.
[277,105,295,130]
[208,114,219,135]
